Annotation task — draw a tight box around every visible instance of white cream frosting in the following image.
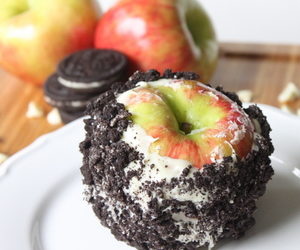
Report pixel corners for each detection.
[121,124,209,210]
[119,123,219,247]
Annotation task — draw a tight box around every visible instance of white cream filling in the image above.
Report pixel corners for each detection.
[44,96,88,108]
[58,76,105,89]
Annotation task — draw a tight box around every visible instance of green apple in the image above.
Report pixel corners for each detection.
[0,0,97,85]
[118,79,254,168]
[95,0,218,83]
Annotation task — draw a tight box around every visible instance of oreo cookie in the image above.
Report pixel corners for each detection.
[44,49,128,123]
[44,74,96,112]
[57,49,128,93]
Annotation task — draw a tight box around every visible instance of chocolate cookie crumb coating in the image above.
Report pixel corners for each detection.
[80,70,274,249]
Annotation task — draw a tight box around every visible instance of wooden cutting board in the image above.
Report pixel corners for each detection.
[1,42,300,156]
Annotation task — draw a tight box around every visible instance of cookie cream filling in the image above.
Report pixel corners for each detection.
[44,96,88,108]
[58,76,105,89]
[58,73,122,89]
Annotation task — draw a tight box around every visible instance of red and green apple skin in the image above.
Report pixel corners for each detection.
[95,0,218,83]
[118,79,254,168]
[0,0,97,85]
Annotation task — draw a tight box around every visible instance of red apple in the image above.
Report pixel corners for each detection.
[95,0,218,82]
[0,0,98,85]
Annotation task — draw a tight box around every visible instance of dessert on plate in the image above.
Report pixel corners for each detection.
[80,70,274,249]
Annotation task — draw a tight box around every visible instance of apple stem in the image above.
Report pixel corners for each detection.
[180,122,193,134]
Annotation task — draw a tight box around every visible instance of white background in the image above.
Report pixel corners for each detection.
[96,0,300,44]
[201,0,300,44]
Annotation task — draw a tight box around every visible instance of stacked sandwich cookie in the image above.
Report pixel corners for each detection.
[80,70,274,249]
[44,49,128,123]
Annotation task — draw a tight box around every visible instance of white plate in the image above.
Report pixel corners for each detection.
[0,104,300,250]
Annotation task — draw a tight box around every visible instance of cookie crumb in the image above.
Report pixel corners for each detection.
[26,101,44,118]
[0,153,8,165]
[278,82,300,103]
[236,90,253,103]
[47,108,62,125]
[280,105,294,114]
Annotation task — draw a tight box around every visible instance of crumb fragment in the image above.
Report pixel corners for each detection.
[26,101,44,118]
[236,90,253,103]
[0,153,8,165]
[278,82,300,115]
[278,82,300,103]
[280,105,294,114]
[47,108,62,125]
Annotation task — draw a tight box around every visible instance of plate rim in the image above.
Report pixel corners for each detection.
[0,116,85,178]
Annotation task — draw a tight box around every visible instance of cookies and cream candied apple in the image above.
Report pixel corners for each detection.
[80,70,274,250]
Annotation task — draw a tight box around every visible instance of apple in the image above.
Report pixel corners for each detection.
[0,0,97,85]
[95,0,218,83]
[117,78,254,168]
